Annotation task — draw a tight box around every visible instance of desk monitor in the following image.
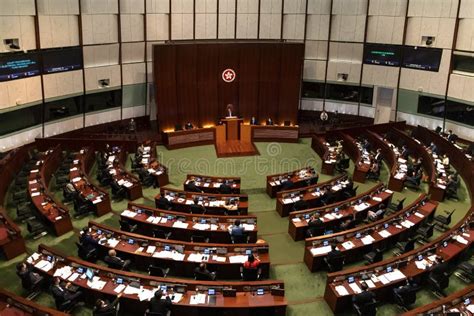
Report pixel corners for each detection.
[386,266,393,273]
[355,232,361,239]
[417,254,423,261]
[160,285,167,292]
[200,219,206,224]
[85,268,94,281]
[137,209,142,214]
[97,229,102,235]
[347,276,355,283]
[384,223,389,229]
[77,267,85,274]
[128,239,134,245]
[116,277,123,284]
[464,298,471,305]
[324,230,333,235]
[204,248,210,255]
[442,241,448,248]
[46,255,53,262]
[164,245,171,251]
[304,214,310,220]
[245,249,252,255]
[208,288,216,295]
[323,240,329,246]
[257,288,264,295]
[334,208,339,213]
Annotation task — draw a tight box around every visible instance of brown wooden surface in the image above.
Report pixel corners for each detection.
[124,202,258,243]
[222,118,243,141]
[184,174,241,194]
[266,167,319,198]
[162,128,216,150]
[153,41,303,131]
[0,288,69,316]
[251,126,299,142]
[0,208,26,259]
[34,245,287,315]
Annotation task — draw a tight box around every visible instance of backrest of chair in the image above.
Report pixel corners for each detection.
[195,270,212,281]
[191,235,207,243]
[403,287,418,304]
[242,267,258,281]
[360,300,377,314]
[232,233,248,244]
[148,265,165,277]
[145,312,164,316]
[153,229,166,239]
[327,254,345,270]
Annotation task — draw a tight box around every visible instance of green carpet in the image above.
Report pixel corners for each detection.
[0,138,471,315]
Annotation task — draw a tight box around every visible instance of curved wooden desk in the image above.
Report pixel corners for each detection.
[324,209,473,313]
[157,189,248,215]
[28,146,73,236]
[338,132,371,183]
[266,167,318,198]
[311,135,341,175]
[0,288,69,316]
[122,202,258,243]
[304,195,436,272]
[0,208,26,260]
[32,245,287,315]
[185,174,241,194]
[288,184,391,241]
[69,148,112,216]
[137,142,169,187]
[0,146,30,206]
[275,174,349,217]
[88,221,270,279]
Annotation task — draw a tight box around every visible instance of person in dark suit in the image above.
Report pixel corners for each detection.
[190,198,206,214]
[293,194,309,211]
[185,180,203,193]
[148,290,172,315]
[157,195,172,210]
[429,256,449,280]
[427,142,438,154]
[16,262,44,291]
[446,130,457,143]
[94,293,122,315]
[250,116,257,125]
[352,281,375,307]
[194,263,215,280]
[79,228,99,252]
[327,244,341,261]
[374,148,383,163]
[393,278,417,299]
[266,118,273,125]
[185,122,194,130]
[280,178,294,191]
[339,218,355,231]
[401,145,410,160]
[307,213,324,237]
[104,250,131,270]
[219,180,232,194]
[50,277,83,308]
[229,219,245,237]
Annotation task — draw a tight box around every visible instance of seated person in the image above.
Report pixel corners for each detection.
[223,198,238,212]
[250,116,258,125]
[352,282,376,310]
[366,160,380,180]
[229,219,245,237]
[293,194,309,211]
[411,157,423,173]
[446,130,457,143]
[79,228,99,252]
[185,180,203,193]
[156,194,172,210]
[427,142,438,154]
[219,180,232,194]
[266,117,273,125]
[194,263,216,280]
[104,249,131,270]
[94,293,122,315]
[16,262,44,291]
[306,213,324,237]
[429,255,449,280]
[326,244,341,261]
[185,122,194,130]
[405,169,422,189]
[50,277,83,310]
[339,217,356,231]
[442,154,450,168]
[400,145,410,160]
[190,198,206,214]
[374,148,383,163]
[63,182,77,201]
[393,278,418,301]
[148,290,172,315]
[243,254,260,269]
[280,178,294,191]
[367,204,386,221]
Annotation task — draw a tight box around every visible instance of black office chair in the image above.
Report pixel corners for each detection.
[231,233,249,244]
[416,223,435,244]
[93,308,118,316]
[152,229,171,239]
[395,238,416,255]
[130,156,140,171]
[144,310,166,316]
[454,262,474,283]
[156,199,172,210]
[241,267,261,281]
[306,226,325,238]
[76,242,97,262]
[148,264,170,277]
[434,209,455,231]
[387,198,406,215]
[364,248,383,265]
[353,299,377,316]
[190,205,206,214]
[73,199,94,218]
[445,186,459,201]
[194,270,216,281]
[104,256,127,270]
[16,202,36,222]
[26,219,47,239]
[336,158,350,172]
[17,271,43,300]
[428,272,450,297]
[324,254,345,272]
[119,220,137,233]
[393,286,418,310]
[190,235,209,243]
[111,182,127,201]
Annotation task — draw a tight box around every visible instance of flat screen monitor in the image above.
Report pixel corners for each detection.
[0,52,40,81]
[402,46,442,72]
[85,268,94,281]
[257,288,264,295]
[347,276,355,283]
[42,47,83,74]
[363,43,402,67]
[116,277,123,284]
[208,288,216,295]
[245,249,252,255]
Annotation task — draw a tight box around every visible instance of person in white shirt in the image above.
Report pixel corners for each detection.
[320,110,329,124]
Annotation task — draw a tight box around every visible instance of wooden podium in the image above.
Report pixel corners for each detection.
[222,117,243,140]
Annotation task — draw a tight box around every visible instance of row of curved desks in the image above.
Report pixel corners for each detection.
[337,132,371,183]
[185,174,241,194]
[31,245,287,315]
[88,221,270,279]
[266,167,318,198]
[0,208,26,260]
[122,203,258,243]
[288,184,391,241]
[311,135,340,176]
[0,288,68,316]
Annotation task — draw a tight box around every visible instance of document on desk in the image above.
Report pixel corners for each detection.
[386,269,406,282]
[466,305,474,313]
[53,266,73,280]
[324,213,335,220]
[210,224,218,231]
[173,221,189,229]
[349,283,362,294]
[160,217,168,223]
[190,293,207,305]
[107,238,120,248]
[365,280,376,288]
[35,260,53,272]
[68,273,80,282]
[146,246,156,254]
[372,196,382,202]
[72,177,81,183]
[310,245,332,256]
[212,255,226,263]
[401,220,414,228]
[170,293,183,303]
[229,255,248,263]
[415,260,427,270]
[146,216,155,222]
[152,250,174,259]
[243,224,255,231]
[123,182,133,188]
[187,253,204,263]
[27,253,40,264]
[342,241,354,249]
[138,289,155,301]
[123,285,141,295]
[193,223,210,230]
[152,217,162,224]
[335,285,349,296]
[114,284,126,293]
[282,198,293,204]
[31,192,40,197]
[378,274,390,285]
[87,277,106,290]
[377,230,391,238]
[453,235,468,245]
[292,217,301,223]
[414,212,424,218]
[121,210,137,218]
[171,251,185,261]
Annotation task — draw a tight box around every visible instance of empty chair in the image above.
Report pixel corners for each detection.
[387,198,406,215]
[434,209,455,231]
[241,267,261,281]
[324,253,345,272]
[16,202,35,222]
[190,235,209,243]
[231,233,249,244]
[427,257,450,297]
[148,265,170,277]
[454,262,474,283]
[119,220,137,233]
[336,158,350,172]
[76,242,97,262]
[26,219,47,239]
[130,156,140,171]
[395,238,416,255]
[73,199,94,218]
[393,283,418,310]
[152,229,171,239]
[111,182,127,201]
[416,223,435,243]
[353,300,377,316]
[364,248,383,264]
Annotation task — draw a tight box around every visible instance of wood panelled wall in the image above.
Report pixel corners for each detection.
[153,41,304,131]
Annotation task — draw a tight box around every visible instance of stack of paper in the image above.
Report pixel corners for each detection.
[229,255,248,263]
[107,239,120,248]
[212,255,226,263]
[121,210,137,218]
[310,246,332,256]
[146,246,156,254]
[193,223,210,230]
[173,221,189,229]
[68,273,79,282]
[190,293,207,305]
[365,280,375,288]
[87,277,106,290]
[138,288,155,301]
[243,224,255,231]
[378,230,391,238]
[372,197,382,202]
[114,284,126,293]
[187,253,204,263]
[170,293,184,303]
[335,285,349,296]
[124,285,141,295]
[361,235,375,245]
[349,283,362,294]
[282,198,293,204]
[34,260,53,272]
[341,241,354,249]
[53,266,73,280]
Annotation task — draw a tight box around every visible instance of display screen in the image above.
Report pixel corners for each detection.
[0,52,40,81]
[402,46,442,72]
[42,46,83,74]
[364,43,402,67]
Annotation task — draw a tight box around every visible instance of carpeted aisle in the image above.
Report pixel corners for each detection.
[0,138,471,316]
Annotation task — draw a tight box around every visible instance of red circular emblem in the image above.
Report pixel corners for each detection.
[222,69,236,83]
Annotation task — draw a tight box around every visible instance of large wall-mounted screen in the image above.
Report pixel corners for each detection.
[42,46,83,74]
[402,46,442,72]
[363,43,402,67]
[0,52,40,82]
